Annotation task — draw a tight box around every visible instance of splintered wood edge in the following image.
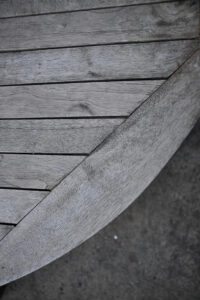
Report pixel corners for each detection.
[0,50,199,286]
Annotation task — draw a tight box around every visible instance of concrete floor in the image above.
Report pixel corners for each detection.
[1,120,200,300]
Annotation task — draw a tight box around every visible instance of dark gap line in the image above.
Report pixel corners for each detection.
[0,222,16,226]
[0,77,168,87]
[0,187,50,192]
[0,1,180,20]
[0,38,197,54]
[0,116,127,120]
[0,152,88,156]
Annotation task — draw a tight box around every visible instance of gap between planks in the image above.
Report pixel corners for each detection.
[0,78,168,88]
[0,39,197,54]
[0,0,178,19]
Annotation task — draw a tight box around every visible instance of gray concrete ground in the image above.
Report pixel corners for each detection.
[0,120,200,300]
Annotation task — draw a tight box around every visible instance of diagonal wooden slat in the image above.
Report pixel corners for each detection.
[0,1,198,51]
[0,50,199,286]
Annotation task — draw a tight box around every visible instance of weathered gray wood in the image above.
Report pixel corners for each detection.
[0,50,199,286]
[0,0,175,18]
[0,119,123,154]
[0,80,163,118]
[0,225,14,241]
[0,40,198,85]
[0,154,85,189]
[0,1,198,51]
[0,189,48,224]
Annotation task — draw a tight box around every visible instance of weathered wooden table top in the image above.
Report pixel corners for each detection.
[0,0,199,285]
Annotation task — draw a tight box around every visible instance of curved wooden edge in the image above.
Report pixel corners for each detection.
[0,50,200,286]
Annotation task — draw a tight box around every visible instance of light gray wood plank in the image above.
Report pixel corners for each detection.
[0,225,14,241]
[0,119,124,154]
[0,80,163,118]
[0,154,85,189]
[0,0,175,18]
[0,40,198,85]
[0,189,48,224]
[0,1,198,51]
[0,49,199,286]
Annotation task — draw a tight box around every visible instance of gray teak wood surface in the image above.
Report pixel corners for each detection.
[0,119,124,154]
[0,81,163,118]
[0,0,174,18]
[0,225,14,241]
[0,0,199,285]
[0,190,48,224]
[0,40,198,85]
[0,154,85,189]
[0,1,198,51]
[0,50,199,286]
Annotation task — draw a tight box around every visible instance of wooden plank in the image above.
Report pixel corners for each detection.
[0,154,85,189]
[0,225,14,241]
[0,189,48,224]
[0,1,198,51]
[0,50,199,286]
[0,40,198,85]
[0,119,124,154]
[0,80,163,118]
[0,0,175,18]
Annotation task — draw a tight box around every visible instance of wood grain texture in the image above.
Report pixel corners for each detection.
[0,80,163,118]
[0,40,198,85]
[0,225,14,241]
[0,0,174,18]
[0,190,48,224]
[0,50,199,286]
[0,1,198,51]
[0,119,124,154]
[0,154,85,189]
